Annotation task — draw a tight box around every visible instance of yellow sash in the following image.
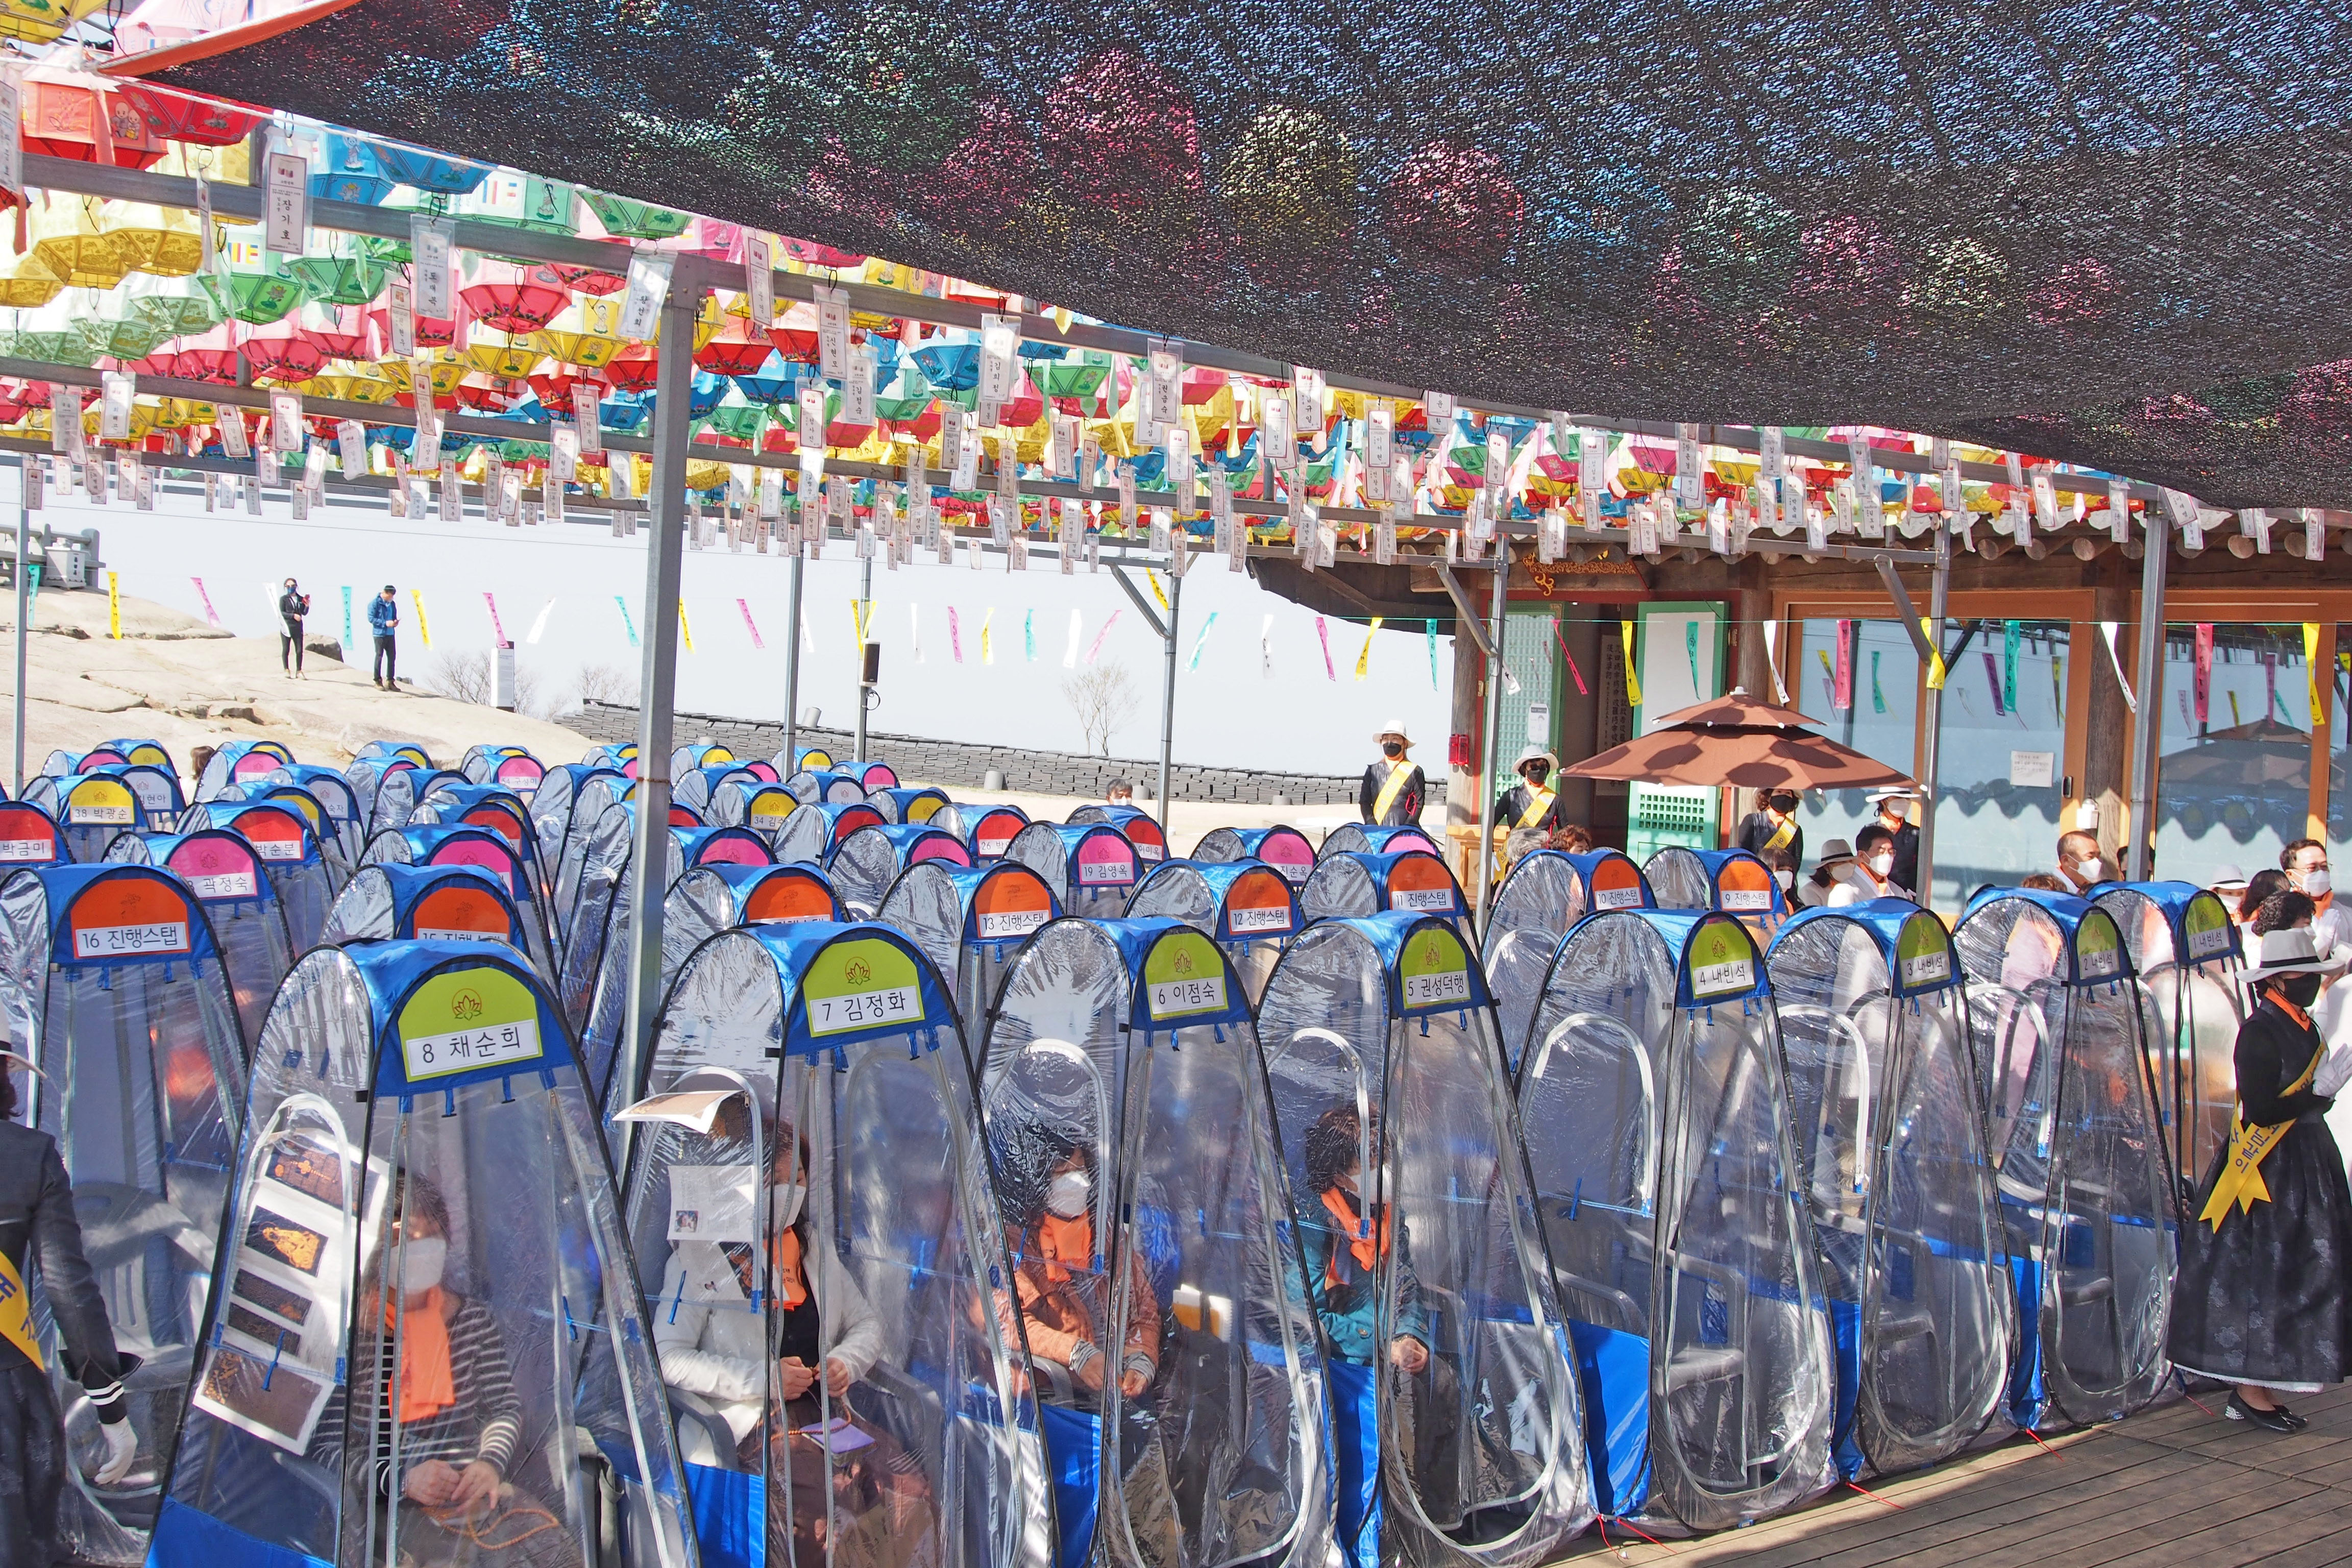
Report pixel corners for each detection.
[2199,999,2323,1230]
[1515,787,1557,829]
[0,1250,42,1368]
[1761,814,1797,854]
[1371,762,1414,823]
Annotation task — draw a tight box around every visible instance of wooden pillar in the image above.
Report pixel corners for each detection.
[2311,621,2337,840]
[1728,561,1774,827]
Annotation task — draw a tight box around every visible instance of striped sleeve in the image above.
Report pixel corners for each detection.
[447,1300,522,1476]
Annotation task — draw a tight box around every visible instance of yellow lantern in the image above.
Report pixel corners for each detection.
[25,195,128,289]
[98,200,203,278]
[463,328,544,379]
[533,296,625,368]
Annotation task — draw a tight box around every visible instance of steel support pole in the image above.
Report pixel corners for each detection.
[619,286,698,1105]
[853,552,872,766]
[2126,521,2169,879]
[780,550,804,773]
[1157,568,1181,835]
[1913,530,1951,904]
[12,457,27,797]
[1472,556,1507,930]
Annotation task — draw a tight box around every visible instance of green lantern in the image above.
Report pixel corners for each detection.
[579,189,693,241]
[202,264,311,327]
[287,257,390,307]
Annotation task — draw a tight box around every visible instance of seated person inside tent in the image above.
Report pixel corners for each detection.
[336,1173,569,1568]
[993,1126,1181,1568]
[651,1106,932,1568]
[1297,1106,1466,1527]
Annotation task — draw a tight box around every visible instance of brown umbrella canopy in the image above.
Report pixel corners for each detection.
[1561,691,1917,791]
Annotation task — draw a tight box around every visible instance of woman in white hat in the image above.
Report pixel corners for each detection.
[2170,926,2352,1431]
[1359,719,1427,827]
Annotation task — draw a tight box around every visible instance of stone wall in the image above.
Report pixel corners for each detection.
[571,700,1446,807]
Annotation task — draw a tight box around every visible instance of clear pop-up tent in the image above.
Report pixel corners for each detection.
[786,770,872,807]
[40,746,129,777]
[364,766,469,838]
[672,741,740,774]
[769,742,832,773]
[1064,804,1170,868]
[828,824,974,918]
[1189,827,1315,886]
[1484,850,1653,1070]
[319,862,528,957]
[1644,848,1785,922]
[337,759,415,842]
[35,768,181,860]
[774,801,886,868]
[1300,851,1469,932]
[2090,881,2244,1202]
[194,740,296,802]
[0,863,247,1562]
[361,824,557,981]
[873,860,1061,1049]
[675,764,761,818]
[1513,909,1832,1531]
[353,741,433,770]
[1125,859,1304,1001]
[1256,913,1591,1568]
[551,770,636,947]
[150,940,698,1568]
[935,803,1031,863]
[979,917,1331,1568]
[458,743,547,791]
[411,781,551,910]
[1953,890,2174,1430]
[99,738,179,772]
[653,864,845,1027]
[706,776,801,844]
[1313,825,1437,863]
[182,801,336,951]
[0,800,65,867]
[533,765,625,897]
[105,829,294,1043]
[1768,903,2014,1480]
[620,920,1050,1568]
[260,765,366,874]
[584,743,639,771]
[1008,823,1142,921]
[872,786,953,826]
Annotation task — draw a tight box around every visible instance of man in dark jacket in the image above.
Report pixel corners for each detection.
[0,1051,139,1564]
[368,584,400,690]
[277,577,311,679]
[1359,719,1426,826]
[1490,747,1565,834]
[1868,788,1921,894]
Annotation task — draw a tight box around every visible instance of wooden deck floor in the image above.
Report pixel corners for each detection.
[1557,1383,2352,1568]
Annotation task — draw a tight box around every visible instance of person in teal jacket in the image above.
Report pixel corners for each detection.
[1297,1106,1462,1525]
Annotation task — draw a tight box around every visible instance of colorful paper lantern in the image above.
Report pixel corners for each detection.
[1040,50,1200,217]
[20,70,163,169]
[1383,139,1524,268]
[579,189,692,240]
[114,82,265,147]
[287,256,389,307]
[459,262,569,333]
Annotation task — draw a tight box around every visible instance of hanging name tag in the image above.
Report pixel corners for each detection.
[798,385,828,472]
[379,279,415,357]
[2242,506,2272,554]
[270,391,302,452]
[1148,339,1183,428]
[1078,431,1100,493]
[568,381,603,454]
[0,77,20,201]
[744,233,774,329]
[978,311,1019,405]
[618,251,673,340]
[50,385,81,457]
[816,285,853,381]
[1365,403,1392,501]
[1375,514,1396,566]
[1423,390,1454,426]
[99,372,134,441]
[1292,365,1324,434]
[439,459,461,521]
[1117,465,1137,529]
[551,425,579,482]
[2108,479,2131,544]
[2306,507,2327,561]
[1165,423,1193,506]
[410,215,453,321]
[843,341,876,427]
[215,406,247,459]
[264,150,309,254]
[951,410,979,489]
[1802,480,1828,550]
[994,429,1019,499]
[336,419,365,479]
[1261,390,1292,468]
[1678,422,1706,509]
[1629,503,1659,556]
[1756,425,1785,484]
[1578,427,1606,507]
[2029,465,2060,534]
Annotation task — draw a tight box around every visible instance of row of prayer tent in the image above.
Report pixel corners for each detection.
[4,730,2231,1568]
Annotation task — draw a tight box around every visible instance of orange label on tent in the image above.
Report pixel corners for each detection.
[744,874,836,924]
[67,874,193,960]
[1225,868,1296,935]
[1385,853,1460,914]
[973,867,1053,940]
[461,805,525,845]
[232,807,307,862]
[974,810,1024,858]
[1590,856,1646,911]
[830,807,883,845]
[411,884,512,941]
[1716,857,1775,913]
[1124,818,1168,863]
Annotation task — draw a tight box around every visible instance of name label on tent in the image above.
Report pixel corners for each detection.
[804,937,925,1036]
[1391,886,1455,912]
[1591,859,1646,910]
[1075,845,1134,885]
[748,791,794,831]
[2184,897,2233,962]
[2076,914,2123,981]
[1144,930,1230,1020]
[75,919,189,958]
[1687,918,1758,1001]
[1719,888,1772,912]
[1229,902,1292,934]
[411,885,510,940]
[251,837,300,861]
[1399,926,1473,1010]
[68,802,134,825]
[68,875,195,960]
[416,926,502,942]
[1899,944,1951,988]
[397,967,545,1082]
[978,909,1049,939]
[978,835,1015,857]
[186,871,258,900]
[0,838,51,862]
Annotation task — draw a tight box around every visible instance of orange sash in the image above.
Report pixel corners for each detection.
[772,1226,807,1310]
[1319,1189,1389,1288]
[385,1289,456,1424]
[1037,1214,1092,1284]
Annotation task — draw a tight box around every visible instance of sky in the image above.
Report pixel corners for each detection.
[50,480,1458,775]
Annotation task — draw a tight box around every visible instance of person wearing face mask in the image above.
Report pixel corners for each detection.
[1867,788,1920,894]
[2170,927,2352,1433]
[1359,721,1427,827]
[1735,788,1805,874]
[1827,824,1915,907]
[2281,840,2352,957]
[277,577,311,679]
[1492,748,1565,836]
[1764,846,1799,901]
[2055,829,2107,894]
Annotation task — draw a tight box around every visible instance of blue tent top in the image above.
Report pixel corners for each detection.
[813,800,888,858]
[1032,821,1140,893]
[2091,879,2242,969]
[674,824,776,869]
[955,802,1031,857]
[698,862,846,923]
[1333,849,1466,917]
[1956,887,2135,986]
[874,822,968,862]
[1325,911,1493,1016]
[734,920,960,1059]
[373,863,526,944]
[1578,908,1772,1009]
[269,764,362,821]
[80,762,186,812]
[875,786,952,820]
[186,800,323,864]
[1769,899,1959,996]
[1094,915,1254,1031]
[423,781,536,830]
[1354,825,1434,855]
[1190,859,1304,941]
[802,769,867,798]
[32,862,225,968]
[137,831,280,906]
[353,740,432,768]
[346,939,576,1098]
[1689,846,1787,916]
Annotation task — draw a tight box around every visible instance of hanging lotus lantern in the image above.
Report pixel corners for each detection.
[364,298,456,350]
[79,308,165,361]
[114,82,265,146]
[120,272,217,337]
[765,299,822,361]
[202,249,310,326]
[702,403,766,444]
[377,143,492,196]
[533,295,624,368]
[694,314,773,376]
[1220,104,1356,264]
[7,299,97,364]
[455,372,529,411]
[26,197,129,288]
[287,254,389,307]
[729,353,808,408]
[310,364,399,405]
[528,365,607,407]
[0,255,61,310]
[20,66,163,169]
[603,342,660,392]
[0,0,95,46]
[295,303,370,361]
[241,322,328,384]
[578,189,693,240]
[459,261,568,333]
[310,133,397,205]
[95,200,202,278]
[155,325,240,384]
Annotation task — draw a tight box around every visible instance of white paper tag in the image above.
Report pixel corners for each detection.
[1423,390,1454,426]
[816,285,852,382]
[98,372,134,442]
[267,391,301,452]
[843,341,876,427]
[411,215,453,321]
[264,151,309,254]
[619,251,674,340]
[50,385,82,457]
[978,312,1019,405]
[0,78,21,201]
[336,419,366,479]
[550,425,579,483]
[76,919,189,960]
[402,1014,543,1082]
[387,280,415,357]
[1148,339,1183,429]
[572,382,603,454]
[744,234,774,329]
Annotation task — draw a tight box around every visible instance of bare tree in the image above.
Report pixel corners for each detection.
[422,649,553,718]
[571,663,639,710]
[1063,663,1140,757]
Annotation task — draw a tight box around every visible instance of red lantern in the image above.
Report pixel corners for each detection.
[20,72,164,169]
[298,308,369,362]
[604,344,661,393]
[459,263,569,333]
[365,302,457,350]
[114,83,267,148]
[455,374,528,411]
[694,322,774,376]
[240,328,326,384]
[528,368,608,406]
[552,247,631,296]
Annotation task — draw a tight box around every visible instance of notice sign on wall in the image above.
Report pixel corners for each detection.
[2009,750,2056,789]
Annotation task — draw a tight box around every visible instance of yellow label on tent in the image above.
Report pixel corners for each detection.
[396,965,543,1082]
[1896,912,1954,990]
[1687,916,1758,1000]
[1143,930,1229,1020]
[748,789,796,832]
[125,744,167,767]
[66,778,136,825]
[2075,910,2123,981]
[1399,925,1473,1011]
[802,936,924,1037]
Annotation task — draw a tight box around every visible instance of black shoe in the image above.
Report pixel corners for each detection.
[2275,1403,2312,1431]
[2227,1391,2299,1432]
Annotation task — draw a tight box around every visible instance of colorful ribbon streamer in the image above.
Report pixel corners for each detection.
[1024,608,1036,663]
[2194,623,2213,727]
[738,599,765,650]
[2099,620,2136,713]
[1833,620,1852,710]
[410,589,431,647]
[527,599,554,645]
[616,596,639,648]
[1980,650,2005,716]
[341,585,352,648]
[982,607,995,665]
[678,599,694,653]
[949,606,964,664]
[1871,650,1886,714]
[1919,618,1947,689]
[1315,616,1336,681]
[1355,616,1383,680]
[1550,619,1589,697]
[1187,610,1219,671]
[1086,608,1121,665]
[2307,623,2325,726]
[2002,620,2021,714]
[1428,619,1440,691]
[1622,621,1642,706]
[483,592,506,643]
[190,577,220,626]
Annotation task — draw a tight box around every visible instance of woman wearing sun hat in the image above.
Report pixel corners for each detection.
[2170,925,2352,1431]
[1358,719,1427,827]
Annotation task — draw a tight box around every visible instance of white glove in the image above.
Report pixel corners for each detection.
[2314,1044,2352,1099]
[94,1419,137,1486]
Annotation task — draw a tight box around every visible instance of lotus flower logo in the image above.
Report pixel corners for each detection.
[844,958,872,986]
[450,988,484,1021]
[1171,948,1194,975]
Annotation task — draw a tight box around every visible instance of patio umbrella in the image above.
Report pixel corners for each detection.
[1560,690,1916,791]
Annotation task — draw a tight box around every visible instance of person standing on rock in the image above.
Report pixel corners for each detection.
[369,583,400,691]
[277,577,311,679]
[1359,719,1426,826]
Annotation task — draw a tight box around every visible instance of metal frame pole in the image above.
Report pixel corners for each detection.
[1913,530,1950,903]
[1472,555,1508,929]
[12,456,26,797]
[619,284,698,1098]
[780,549,804,772]
[853,552,872,766]
[2126,519,2169,879]
[1157,567,1181,835]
